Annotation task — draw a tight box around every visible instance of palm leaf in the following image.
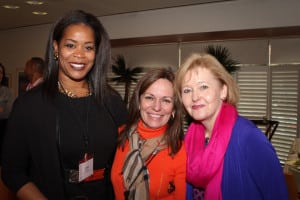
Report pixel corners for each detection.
[111,54,144,104]
[205,45,239,74]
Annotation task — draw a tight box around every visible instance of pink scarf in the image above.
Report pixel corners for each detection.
[185,103,237,200]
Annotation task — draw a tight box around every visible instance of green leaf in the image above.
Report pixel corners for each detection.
[205,45,239,74]
[111,54,144,104]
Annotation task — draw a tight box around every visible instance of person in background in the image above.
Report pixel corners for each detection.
[111,68,186,200]
[0,63,14,162]
[1,10,127,200]
[24,57,45,91]
[174,53,288,200]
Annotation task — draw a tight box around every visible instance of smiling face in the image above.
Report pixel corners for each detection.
[139,78,174,129]
[53,23,96,84]
[181,67,227,127]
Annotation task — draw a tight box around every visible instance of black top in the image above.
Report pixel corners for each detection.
[1,85,128,200]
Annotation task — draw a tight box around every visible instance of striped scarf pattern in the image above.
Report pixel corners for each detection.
[122,129,166,200]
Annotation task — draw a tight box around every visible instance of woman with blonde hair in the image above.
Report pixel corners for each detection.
[175,53,288,200]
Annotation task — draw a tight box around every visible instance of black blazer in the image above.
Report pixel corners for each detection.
[1,84,127,199]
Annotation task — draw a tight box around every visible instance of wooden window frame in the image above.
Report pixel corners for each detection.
[111,26,300,47]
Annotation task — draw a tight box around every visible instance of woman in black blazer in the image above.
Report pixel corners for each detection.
[1,10,127,200]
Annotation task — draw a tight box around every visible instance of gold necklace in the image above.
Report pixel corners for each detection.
[57,81,92,98]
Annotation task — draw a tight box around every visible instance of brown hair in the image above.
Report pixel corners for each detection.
[118,68,184,156]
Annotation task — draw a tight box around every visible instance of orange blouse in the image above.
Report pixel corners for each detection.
[111,120,186,200]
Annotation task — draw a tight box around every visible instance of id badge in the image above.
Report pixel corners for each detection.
[78,153,94,182]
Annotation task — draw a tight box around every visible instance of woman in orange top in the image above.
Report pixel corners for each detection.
[111,68,186,200]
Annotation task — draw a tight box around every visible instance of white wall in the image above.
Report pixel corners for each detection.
[0,0,300,93]
[102,0,300,38]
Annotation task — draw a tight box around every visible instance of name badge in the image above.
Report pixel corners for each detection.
[78,153,94,182]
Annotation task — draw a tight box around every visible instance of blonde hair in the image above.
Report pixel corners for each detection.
[175,53,239,106]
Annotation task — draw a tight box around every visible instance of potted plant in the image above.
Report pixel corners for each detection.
[205,45,239,74]
[111,55,143,105]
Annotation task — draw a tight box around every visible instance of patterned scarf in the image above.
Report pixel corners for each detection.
[122,123,167,200]
[185,103,237,200]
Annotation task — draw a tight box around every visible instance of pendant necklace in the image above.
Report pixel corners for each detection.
[57,81,92,98]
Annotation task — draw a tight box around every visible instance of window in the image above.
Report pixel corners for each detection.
[271,65,299,162]
[236,66,268,119]
[236,65,299,163]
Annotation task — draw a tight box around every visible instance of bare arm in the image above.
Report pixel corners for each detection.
[16,182,47,200]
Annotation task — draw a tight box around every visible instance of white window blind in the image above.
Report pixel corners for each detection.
[270,65,299,162]
[236,66,268,119]
[236,65,299,164]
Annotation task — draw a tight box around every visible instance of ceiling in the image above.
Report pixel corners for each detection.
[0,0,231,31]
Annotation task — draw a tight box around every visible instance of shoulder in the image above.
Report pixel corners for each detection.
[15,85,43,103]
[230,116,276,155]
[13,85,53,112]
[8,86,56,127]
[232,116,265,140]
[104,90,128,126]
[105,89,124,103]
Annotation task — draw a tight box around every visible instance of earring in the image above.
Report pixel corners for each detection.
[172,112,175,119]
[221,96,226,101]
[54,52,58,60]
